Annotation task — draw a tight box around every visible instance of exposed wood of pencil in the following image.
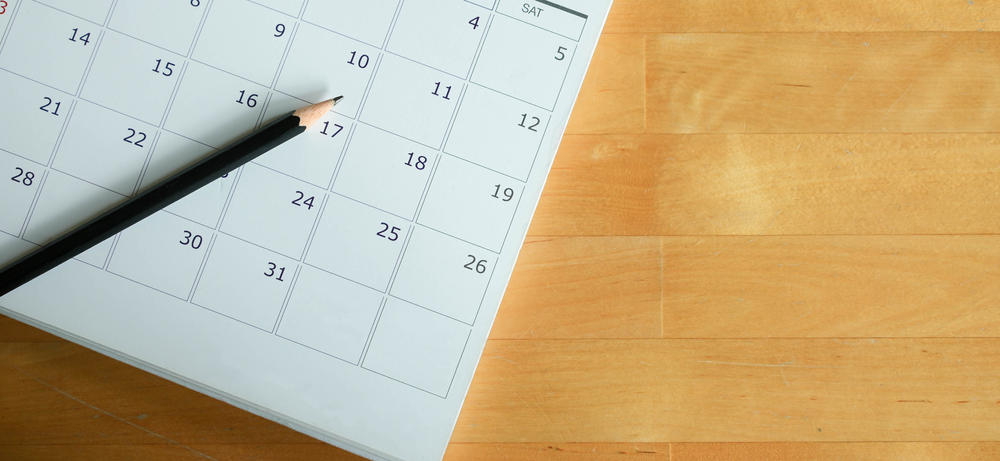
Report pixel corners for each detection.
[0,99,338,296]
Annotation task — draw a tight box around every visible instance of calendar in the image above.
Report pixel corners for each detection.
[0,0,613,460]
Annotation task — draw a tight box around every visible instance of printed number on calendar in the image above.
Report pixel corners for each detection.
[464,255,487,274]
[39,97,62,116]
[10,168,35,186]
[179,231,204,249]
[491,184,515,202]
[0,1,7,15]
[123,128,147,147]
[291,191,316,209]
[376,222,400,242]
[264,262,287,281]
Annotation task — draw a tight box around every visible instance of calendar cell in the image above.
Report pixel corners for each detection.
[361,55,463,148]
[274,22,378,117]
[277,266,382,363]
[305,195,406,291]
[0,1,97,93]
[138,132,232,228]
[193,234,294,330]
[362,298,470,397]
[75,237,113,268]
[108,211,211,298]
[387,0,486,77]
[0,232,35,263]
[221,164,322,258]
[496,0,586,40]
[390,227,494,324]
[444,85,549,179]
[194,0,291,85]
[52,101,154,195]
[253,0,304,16]
[0,149,40,235]
[110,0,207,55]
[165,62,267,147]
[0,72,67,164]
[81,32,183,124]
[332,124,434,219]
[471,15,576,109]
[23,170,126,245]
[255,93,348,188]
[302,0,398,47]
[40,0,113,23]
[417,157,521,251]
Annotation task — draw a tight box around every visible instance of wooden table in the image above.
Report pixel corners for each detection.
[3,1,999,459]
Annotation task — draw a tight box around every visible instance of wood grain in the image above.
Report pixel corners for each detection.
[662,236,1000,337]
[531,134,1000,236]
[645,33,1000,133]
[493,237,661,339]
[671,442,1000,461]
[454,339,1000,442]
[605,0,1000,33]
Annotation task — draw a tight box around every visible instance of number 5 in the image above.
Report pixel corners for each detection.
[555,46,568,61]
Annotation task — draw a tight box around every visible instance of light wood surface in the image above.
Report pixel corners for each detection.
[3,1,999,460]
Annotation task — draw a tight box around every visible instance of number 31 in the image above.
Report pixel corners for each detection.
[0,1,8,15]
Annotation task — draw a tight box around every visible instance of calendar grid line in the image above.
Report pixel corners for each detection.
[464,7,495,81]
[101,28,186,61]
[325,122,359,192]
[412,154,442,222]
[131,130,164,196]
[0,0,23,53]
[158,60,191,127]
[100,233,120,271]
[442,330,474,398]
[358,297,388,366]
[241,0,298,19]
[267,17,299,89]
[253,91,273,129]
[104,264,192,303]
[0,66,73,97]
[496,6,588,42]
[186,232,218,302]
[72,30,105,96]
[386,293,477,328]
[189,298,277,334]
[495,180,527,255]
[102,0,119,25]
[438,79,472,152]
[383,223,416,293]
[353,52,385,121]
[276,330,366,369]
[185,0,215,57]
[381,0,405,49]
[16,168,49,239]
[469,250,502,326]
[269,263,302,334]
[29,0,103,27]
[213,166,243,230]
[297,193,329,262]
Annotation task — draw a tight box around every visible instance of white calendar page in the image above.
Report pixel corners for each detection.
[0,1,613,460]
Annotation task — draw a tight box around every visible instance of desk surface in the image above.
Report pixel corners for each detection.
[3,1,1000,459]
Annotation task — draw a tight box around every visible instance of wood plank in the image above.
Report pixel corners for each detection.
[0,343,315,445]
[445,443,669,460]
[671,442,1000,460]
[0,315,59,342]
[662,236,1000,338]
[645,33,1000,133]
[529,134,1000,236]
[605,0,1000,33]
[567,33,645,134]
[0,446,211,461]
[493,237,660,339]
[453,339,1000,442]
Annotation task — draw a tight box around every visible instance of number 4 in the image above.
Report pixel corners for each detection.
[469,16,480,29]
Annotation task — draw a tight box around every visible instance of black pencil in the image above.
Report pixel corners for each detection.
[0,97,341,297]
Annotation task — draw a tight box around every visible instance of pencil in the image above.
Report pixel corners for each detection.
[0,97,341,297]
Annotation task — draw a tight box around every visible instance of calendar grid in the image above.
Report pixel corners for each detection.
[0,0,597,400]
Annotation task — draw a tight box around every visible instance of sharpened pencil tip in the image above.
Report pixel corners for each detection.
[333,95,343,103]
[294,98,338,128]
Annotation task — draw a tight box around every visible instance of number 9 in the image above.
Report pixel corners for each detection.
[274,24,286,37]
